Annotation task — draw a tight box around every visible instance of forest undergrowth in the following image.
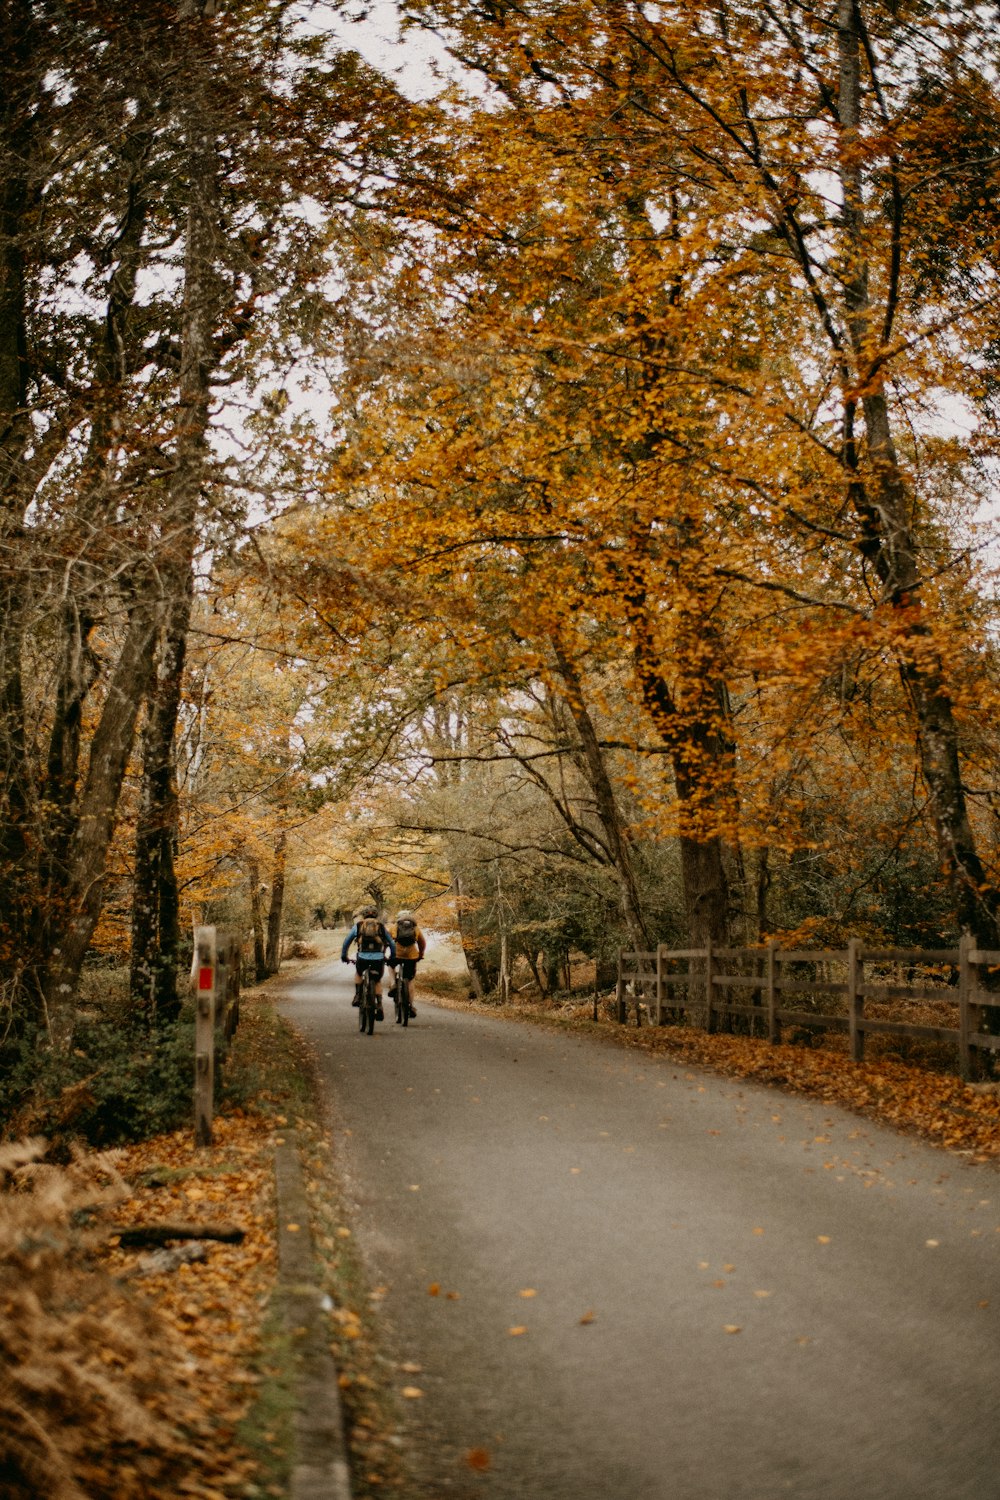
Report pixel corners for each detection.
[0,982,314,1500]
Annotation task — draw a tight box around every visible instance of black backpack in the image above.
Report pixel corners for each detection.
[396,916,417,947]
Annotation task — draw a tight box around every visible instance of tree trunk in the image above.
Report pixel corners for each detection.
[836,0,1000,954]
[41,599,161,1037]
[265,831,287,976]
[130,588,193,1025]
[452,871,486,997]
[551,639,651,949]
[129,5,222,1022]
[248,859,267,981]
[623,533,734,948]
[0,0,39,1002]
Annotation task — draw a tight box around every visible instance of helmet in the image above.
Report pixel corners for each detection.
[397,909,414,921]
[361,903,377,917]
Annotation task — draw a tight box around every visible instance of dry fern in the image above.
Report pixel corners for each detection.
[0,1139,241,1499]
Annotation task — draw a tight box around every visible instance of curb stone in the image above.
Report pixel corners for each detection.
[274,1133,353,1500]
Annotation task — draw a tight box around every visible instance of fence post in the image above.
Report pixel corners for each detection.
[705,937,715,1033]
[959,931,973,1082]
[655,944,663,1026]
[847,938,863,1062]
[193,925,217,1147]
[766,942,779,1045]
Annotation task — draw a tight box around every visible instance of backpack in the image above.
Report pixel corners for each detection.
[396,916,417,947]
[357,915,383,950]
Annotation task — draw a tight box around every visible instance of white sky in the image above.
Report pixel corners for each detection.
[299,0,451,99]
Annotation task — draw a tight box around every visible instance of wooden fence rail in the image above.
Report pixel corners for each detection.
[616,935,1000,1082]
[192,925,242,1147]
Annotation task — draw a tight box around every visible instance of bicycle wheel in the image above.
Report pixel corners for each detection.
[358,973,372,1034]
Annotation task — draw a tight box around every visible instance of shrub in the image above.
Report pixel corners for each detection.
[1,1018,197,1149]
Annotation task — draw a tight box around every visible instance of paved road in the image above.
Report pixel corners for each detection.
[285,959,1000,1500]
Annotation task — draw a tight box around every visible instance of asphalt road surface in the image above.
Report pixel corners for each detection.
[285,958,1000,1500]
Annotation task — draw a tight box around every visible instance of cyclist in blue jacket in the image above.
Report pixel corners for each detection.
[342,904,396,1020]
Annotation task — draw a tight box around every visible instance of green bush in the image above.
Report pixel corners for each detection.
[0,1016,198,1148]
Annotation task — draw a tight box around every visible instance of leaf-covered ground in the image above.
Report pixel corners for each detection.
[102,1107,279,1498]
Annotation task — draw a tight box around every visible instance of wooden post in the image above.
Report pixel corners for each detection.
[847,938,863,1062]
[193,924,217,1147]
[216,938,229,1057]
[616,951,626,1024]
[655,943,664,1026]
[705,937,715,1033]
[766,942,779,1045]
[959,931,973,1082]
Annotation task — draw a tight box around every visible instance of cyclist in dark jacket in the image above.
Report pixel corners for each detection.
[342,904,396,1018]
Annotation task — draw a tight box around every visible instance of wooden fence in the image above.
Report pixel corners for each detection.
[192,925,242,1146]
[616,935,1000,1082]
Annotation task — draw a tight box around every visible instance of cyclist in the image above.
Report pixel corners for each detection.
[341,904,396,1020]
[389,909,426,1020]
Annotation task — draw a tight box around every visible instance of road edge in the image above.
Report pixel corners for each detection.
[274,1131,353,1500]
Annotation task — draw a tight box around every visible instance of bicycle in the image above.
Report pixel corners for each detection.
[392,968,410,1028]
[358,966,378,1036]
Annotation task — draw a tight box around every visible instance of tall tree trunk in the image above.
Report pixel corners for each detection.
[129,2,222,1020]
[452,871,485,997]
[623,530,733,949]
[41,599,161,1037]
[837,0,999,953]
[0,0,39,1001]
[551,639,651,949]
[248,859,267,981]
[130,589,192,1025]
[265,831,287,976]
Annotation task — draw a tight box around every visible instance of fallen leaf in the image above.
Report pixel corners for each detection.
[926,1239,939,1248]
[508,1325,527,1336]
[402,1386,424,1399]
[466,1449,491,1472]
[723,1325,742,1334]
[579,1310,596,1325]
[754,1290,771,1299]
[519,1288,537,1298]
[427,1283,441,1297]
[817,1235,831,1245]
